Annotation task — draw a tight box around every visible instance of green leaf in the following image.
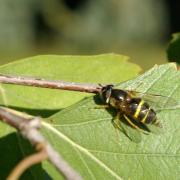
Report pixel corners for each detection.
[0,54,140,179]
[40,63,180,179]
[0,54,141,117]
[167,33,180,64]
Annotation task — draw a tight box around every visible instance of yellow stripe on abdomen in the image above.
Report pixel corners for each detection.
[141,108,150,123]
[134,100,144,119]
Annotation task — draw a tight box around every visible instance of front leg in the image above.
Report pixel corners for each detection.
[94,105,109,109]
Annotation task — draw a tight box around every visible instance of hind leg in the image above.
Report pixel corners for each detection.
[123,114,150,134]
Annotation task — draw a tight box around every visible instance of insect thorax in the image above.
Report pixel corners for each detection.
[111,89,129,101]
[109,89,130,109]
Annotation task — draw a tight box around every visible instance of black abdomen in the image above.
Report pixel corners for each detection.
[127,98,157,124]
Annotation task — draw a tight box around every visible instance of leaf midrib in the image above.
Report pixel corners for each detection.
[42,121,122,180]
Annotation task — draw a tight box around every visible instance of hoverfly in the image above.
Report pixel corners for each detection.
[99,84,177,142]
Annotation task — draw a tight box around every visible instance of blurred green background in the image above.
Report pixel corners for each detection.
[0,0,179,70]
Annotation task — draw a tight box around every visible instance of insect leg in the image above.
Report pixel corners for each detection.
[123,114,149,134]
[111,111,123,141]
[94,105,109,109]
[112,111,122,129]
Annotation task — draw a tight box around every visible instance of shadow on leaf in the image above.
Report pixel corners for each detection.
[0,132,52,179]
[0,105,61,118]
[93,94,152,143]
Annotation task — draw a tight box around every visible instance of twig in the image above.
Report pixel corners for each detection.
[0,107,82,180]
[0,74,102,93]
[7,145,48,180]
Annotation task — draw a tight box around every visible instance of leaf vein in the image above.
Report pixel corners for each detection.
[51,118,110,127]
[73,146,96,180]
[89,150,179,157]
[42,122,122,180]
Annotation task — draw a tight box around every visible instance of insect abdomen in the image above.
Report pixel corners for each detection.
[128,98,157,124]
[139,108,157,124]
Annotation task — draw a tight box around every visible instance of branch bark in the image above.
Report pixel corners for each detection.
[7,146,48,180]
[0,74,103,179]
[0,107,82,180]
[0,74,102,93]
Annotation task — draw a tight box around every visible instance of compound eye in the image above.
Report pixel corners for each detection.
[100,86,112,103]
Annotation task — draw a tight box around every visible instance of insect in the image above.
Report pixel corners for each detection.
[99,84,176,139]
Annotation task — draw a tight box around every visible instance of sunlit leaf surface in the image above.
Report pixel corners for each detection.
[40,64,180,179]
[0,54,140,116]
[0,54,140,179]
[0,55,179,179]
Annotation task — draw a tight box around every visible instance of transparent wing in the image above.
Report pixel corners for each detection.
[120,121,142,143]
[112,111,163,143]
[145,123,164,135]
[122,115,163,136]
[127,90,178,109]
